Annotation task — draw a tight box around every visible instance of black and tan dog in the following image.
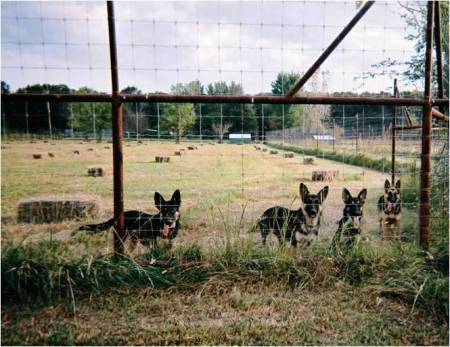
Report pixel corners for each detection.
[258,183,329,247]
[331,188,367,254]
[79,190,181,249]
[377,179,401,238]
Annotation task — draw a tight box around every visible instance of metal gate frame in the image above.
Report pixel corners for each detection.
[2,1,448,252]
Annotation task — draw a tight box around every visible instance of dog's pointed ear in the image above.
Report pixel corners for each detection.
[171,189,181,208]
[299,183,309,202]
[384,179,391,192]
[395,180,401,191]
[358,188,367,206]
[154,192,165,210]
[319,186,329,203]
[342,188,352,204]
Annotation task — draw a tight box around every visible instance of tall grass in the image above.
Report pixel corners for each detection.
[267,142,415,173]
[2,227,448,322]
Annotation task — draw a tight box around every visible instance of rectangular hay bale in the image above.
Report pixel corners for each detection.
[17,195,100,224]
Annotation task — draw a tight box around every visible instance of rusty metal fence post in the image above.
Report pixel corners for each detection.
[107,1,125,254]
[419,1,435,250]
[391,79,397,184]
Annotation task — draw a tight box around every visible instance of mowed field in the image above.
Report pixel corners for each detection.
[1,139,417,251]
[3,139,446,346]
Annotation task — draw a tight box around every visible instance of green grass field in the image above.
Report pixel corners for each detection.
[1,139,448,345]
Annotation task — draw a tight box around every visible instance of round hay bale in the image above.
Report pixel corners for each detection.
[262,148,268,152]
[48,152,55,158]
[187,146,196,150]
[43,140,48,143]
[303,157,314,165]
[17,195,100,224]
[79,142,84,144]
[284,153,294,158]
[87,148,95,152]
[312,170,340,182]
[104,146,110,149]
[73,150,80,155]
[270,150,278,155]
[33,153,42,159]
[180,148,186,151]
[174,151,182,156]
[155,156,170,163]
[87,167,105,177]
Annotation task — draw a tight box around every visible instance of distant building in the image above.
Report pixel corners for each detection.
[312,134,335,142]
[229,133,251,144]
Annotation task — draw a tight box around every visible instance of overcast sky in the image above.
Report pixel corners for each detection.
[1,1,425,95]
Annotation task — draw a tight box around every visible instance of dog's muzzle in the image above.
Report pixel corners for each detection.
[162,221,177,238]
[351,216,362,228]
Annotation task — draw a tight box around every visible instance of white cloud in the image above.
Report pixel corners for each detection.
[1,1,423,94]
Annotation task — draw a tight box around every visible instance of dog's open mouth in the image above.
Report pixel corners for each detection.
[351,216,361,227]
[162,222,177,238]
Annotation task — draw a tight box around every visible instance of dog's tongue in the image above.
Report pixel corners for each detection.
[352,217,360,227]
[163,224,170,238]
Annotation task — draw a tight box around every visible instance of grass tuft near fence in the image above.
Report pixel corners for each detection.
[2,229,448,322]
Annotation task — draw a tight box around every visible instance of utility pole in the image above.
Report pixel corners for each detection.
[46,101,53,139]
[356,113,359,153]
[332,118,335,152]
[92,104,96,141]
[261,104,265,142]
[70,104,74,138]
[220,104,223,143]
[157,102,160,140]
[381,105,385,140]
[135,102,139,141]
[199,103,202,142]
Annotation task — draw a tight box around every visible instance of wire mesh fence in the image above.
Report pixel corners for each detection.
[1,1,448,253]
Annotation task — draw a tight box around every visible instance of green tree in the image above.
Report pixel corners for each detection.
[367,2,448,95]
[160,103,196,143]
[70,87,111,138]
[264,72,303,131]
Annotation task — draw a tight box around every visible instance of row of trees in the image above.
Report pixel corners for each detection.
[1,72,338,141]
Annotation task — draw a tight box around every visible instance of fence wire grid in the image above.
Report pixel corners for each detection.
[1,1,448,253]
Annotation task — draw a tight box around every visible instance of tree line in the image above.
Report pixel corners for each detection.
[1,73,413,141]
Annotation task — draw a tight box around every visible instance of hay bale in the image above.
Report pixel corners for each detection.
[187,146,197,150]
[87,167,105,177]
[270,150,278,155]
[87,148,95,152]
[104,146,110,149]
[48,152,55,158]
[33,153,42,159]
[17,195,100,224]
[180,148,186,151]
[284,153,294,158]
[43,140,48,143]
[312,170,340,182]
[303,157,314,165]
[174,151,182,156]
[79,142,84,144]
[73,150,80,155]
[155,156,170,163]
[262,148,268,152]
